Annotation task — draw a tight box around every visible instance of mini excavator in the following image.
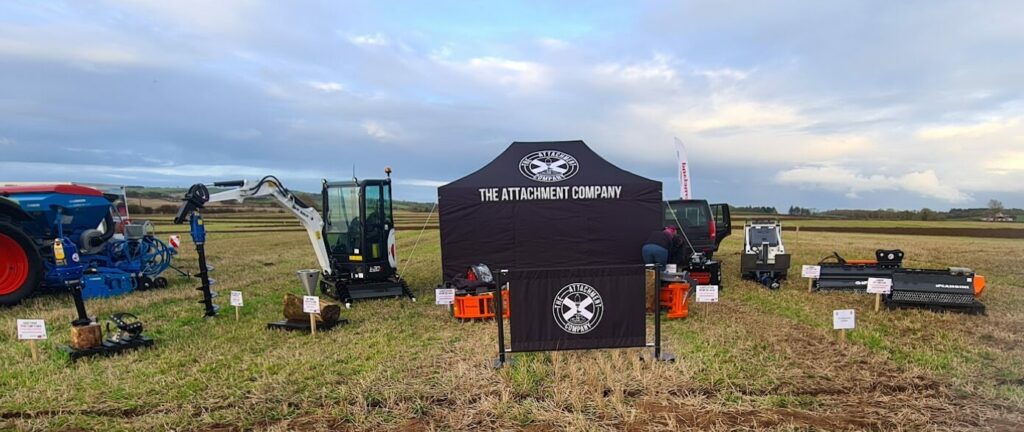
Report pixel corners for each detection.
[174,169,414,315]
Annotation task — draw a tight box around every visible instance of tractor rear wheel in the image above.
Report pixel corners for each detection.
[0,222,42,306]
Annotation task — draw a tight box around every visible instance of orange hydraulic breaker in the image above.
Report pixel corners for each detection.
[659,281,691,319]
[453,289,510,320]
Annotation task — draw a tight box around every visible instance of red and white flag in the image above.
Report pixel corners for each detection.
[168,235,181,249]
[674,137,692,199]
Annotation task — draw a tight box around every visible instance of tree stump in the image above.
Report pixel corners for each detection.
[283,293,341,324]
[71,322,103,350]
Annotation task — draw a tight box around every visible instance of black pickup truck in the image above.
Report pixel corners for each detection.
[663,199,731,286]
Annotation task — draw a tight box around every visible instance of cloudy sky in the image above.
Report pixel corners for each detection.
[1,1,1021,209]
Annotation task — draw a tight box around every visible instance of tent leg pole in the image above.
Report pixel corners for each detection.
[652,264,674,363]
[493,269,508,369]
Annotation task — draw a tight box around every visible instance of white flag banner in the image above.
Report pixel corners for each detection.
[674,137,692,199]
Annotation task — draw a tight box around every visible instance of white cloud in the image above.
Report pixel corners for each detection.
[308,81,344,93]
[699,67,749,82]
[0,137,13,147]
[775,165,970,202]
[0,34,154,67]
[395,178,448,187]
[596,53,677,84]
[538,37,570,50]
[362,121,395,141]
[460,57,549,90]
[0,161,324,180]
[985,151,1024,173]
[915,117,1022,140]
[347,33,389,47]
[105,0,258,36]
[674,99,803,132]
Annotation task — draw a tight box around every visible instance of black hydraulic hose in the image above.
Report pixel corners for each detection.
[94,211,116,247]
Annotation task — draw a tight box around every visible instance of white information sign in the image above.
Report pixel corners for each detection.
[866,278,892,294]
[302,295,320,314]
[833,309,856,330]
[230,291,244,307]
[16,319,47,340]
[802,265,821,278]
[435,288,456,305]
[695,285,719,303]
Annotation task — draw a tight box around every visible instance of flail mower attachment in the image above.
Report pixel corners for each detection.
[813,249,904,292]
[886,268,986,314]
[740,219,790,289]
[813,249,987,314]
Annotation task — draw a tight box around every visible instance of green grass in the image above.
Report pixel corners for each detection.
[0,226,1022,430]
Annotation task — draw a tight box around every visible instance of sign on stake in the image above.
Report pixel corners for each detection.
[435,288,455,305]
[17,319,47,362]
[695,285,719,303]
[303,295,320,335]
[696,285,719,316]
[802,265,821,292]
[230,291,243,320]
[833,309,855,341]
[866,278,892,312]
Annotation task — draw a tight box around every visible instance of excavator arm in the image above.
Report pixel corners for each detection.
[175,176,332,275]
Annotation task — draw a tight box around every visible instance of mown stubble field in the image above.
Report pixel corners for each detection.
[1,225,1022,431]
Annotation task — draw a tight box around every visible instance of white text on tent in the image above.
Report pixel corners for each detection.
[478,186,623,202]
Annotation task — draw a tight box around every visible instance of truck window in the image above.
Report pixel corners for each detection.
[665,202,708,228]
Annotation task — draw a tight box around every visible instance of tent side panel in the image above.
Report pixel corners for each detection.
[439,190,515,279]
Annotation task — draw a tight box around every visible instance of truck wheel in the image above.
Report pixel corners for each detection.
[0,222,42,306]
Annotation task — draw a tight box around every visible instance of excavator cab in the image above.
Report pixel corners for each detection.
[322,176,409,303]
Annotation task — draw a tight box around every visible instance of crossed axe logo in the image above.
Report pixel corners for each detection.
[560,295,595,322]
[531,158,569,175]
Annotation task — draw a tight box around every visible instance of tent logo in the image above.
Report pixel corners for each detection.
[519,150,579,182]
[552,283,604,334]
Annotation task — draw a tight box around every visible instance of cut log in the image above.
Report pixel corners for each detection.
[70,322,103,350]
[283,293,341,324]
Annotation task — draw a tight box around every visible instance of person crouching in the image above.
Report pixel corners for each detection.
[642,226,680,268]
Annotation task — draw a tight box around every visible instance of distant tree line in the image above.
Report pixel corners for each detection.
[731,205,778,214]
[780,202,1021,221]
[787,206,815,216]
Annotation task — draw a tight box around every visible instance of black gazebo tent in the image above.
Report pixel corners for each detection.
[438,140,663,279]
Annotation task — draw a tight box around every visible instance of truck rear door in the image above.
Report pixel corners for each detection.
[710,203,731,245]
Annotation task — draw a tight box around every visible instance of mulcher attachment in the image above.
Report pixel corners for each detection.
[813,248,987,314]
[886,268,986,314]
[814,249,904,292]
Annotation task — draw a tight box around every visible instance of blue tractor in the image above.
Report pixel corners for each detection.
[0,184,176,306]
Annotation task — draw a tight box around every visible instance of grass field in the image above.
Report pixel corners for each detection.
[1,225,1022,430]
[141,212,1021,238]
